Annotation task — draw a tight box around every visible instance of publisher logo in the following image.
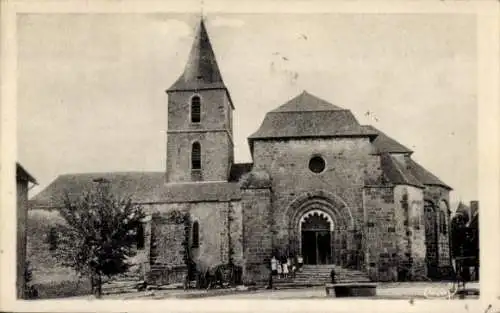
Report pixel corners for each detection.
[423,285,457,299]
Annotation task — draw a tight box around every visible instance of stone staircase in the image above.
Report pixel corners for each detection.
[273,265,370,289]
[102,266,146,295]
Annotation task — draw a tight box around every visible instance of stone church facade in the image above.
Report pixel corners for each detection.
[28,19,453,284]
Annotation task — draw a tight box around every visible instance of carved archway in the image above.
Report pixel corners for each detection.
[299,209,334,265]
[287,190,355,229]
[299,209,334,232]
[286,191,356,266]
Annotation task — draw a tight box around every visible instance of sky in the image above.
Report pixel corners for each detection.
[17,13,477,207]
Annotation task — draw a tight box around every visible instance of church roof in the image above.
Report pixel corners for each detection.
[380,153,424,188]
[363,125,413,155]
[405,158,452,190]
[30,171,243,208]
[167,19,226,92]
[29,172,166,208]
[270,91,344,112]
[248,91,377,143]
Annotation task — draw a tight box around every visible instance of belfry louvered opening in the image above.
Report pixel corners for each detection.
[191,96,201,123]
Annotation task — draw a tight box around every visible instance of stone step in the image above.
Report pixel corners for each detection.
[287,265,371,286]
[102,280,146,295]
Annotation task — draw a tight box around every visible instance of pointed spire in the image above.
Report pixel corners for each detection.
[167,18,226,92]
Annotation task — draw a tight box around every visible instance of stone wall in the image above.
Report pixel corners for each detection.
[150,213,185,267]
[241,188,273,283]
[166,89,234,183]
[27,200,240,287]
[166,132,233,183]
[393,185,426,280]
[167,90,232,132]
[228,201,244,266]
[423,186,452,278]
[363,186,398,281]
[252,138,374,252]
[149,201,240,273]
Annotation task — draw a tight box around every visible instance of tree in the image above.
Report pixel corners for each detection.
[56,181,145,298]
[450,212,469,259]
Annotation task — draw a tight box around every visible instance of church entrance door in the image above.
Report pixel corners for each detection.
[300,211,332,265]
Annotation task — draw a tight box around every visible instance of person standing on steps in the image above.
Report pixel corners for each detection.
[330,266,336,284]
[277,258,282,279]
[282,257,289,279]
[267,256,275,289]
[271,255,277,276]
[297,255,304,272]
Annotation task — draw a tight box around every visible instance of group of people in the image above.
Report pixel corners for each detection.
[270,255,304,279]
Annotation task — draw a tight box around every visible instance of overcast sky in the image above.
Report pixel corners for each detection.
[17,13,477,206]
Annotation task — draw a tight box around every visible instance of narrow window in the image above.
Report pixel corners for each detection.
[47,227,58,251]
[191,96,201,123]
[192,221,200,248]
[440,211,447,235]
[191,142,201,170]
[136,223,145,249]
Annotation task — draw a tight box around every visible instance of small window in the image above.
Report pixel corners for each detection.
[136,223,145,249]
[191,142,201,170]
[191,96,201,123]
[192,221,200,248]
[309,155,326,173]
[47,227,58,251]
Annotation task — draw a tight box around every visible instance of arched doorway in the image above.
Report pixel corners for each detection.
[300,210,333,265]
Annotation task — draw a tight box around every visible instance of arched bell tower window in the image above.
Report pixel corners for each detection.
[191,142,201,170]
[191,96,201,123]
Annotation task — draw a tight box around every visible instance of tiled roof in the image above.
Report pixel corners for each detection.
[406,158,452,190]
[151,182,241,203]
[30,171,243,208]
[229,163,253,182]
[271,91,344,112]
[16,163,37,184]
[363,125,413,154]
[380,154,424,188]
[167,19,226,92]
[29,172,166,208]
[249,92,377,142]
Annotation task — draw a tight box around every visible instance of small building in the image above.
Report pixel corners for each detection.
[16,163,37,299]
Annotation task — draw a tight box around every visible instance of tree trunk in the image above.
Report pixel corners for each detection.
[91,272,102,298]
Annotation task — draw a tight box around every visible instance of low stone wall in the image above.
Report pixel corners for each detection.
[147,265,187,286]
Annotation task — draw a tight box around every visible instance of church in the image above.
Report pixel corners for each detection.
[28,18,453,285]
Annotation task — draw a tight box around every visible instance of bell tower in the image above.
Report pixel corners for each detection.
[166,18,234,183]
